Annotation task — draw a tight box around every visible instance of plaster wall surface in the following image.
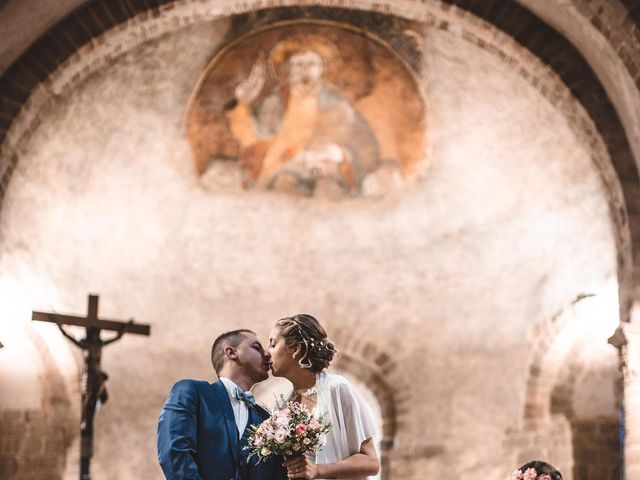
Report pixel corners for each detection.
[0,18,621,479]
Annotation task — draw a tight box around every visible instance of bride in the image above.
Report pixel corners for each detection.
[266,314,380,480]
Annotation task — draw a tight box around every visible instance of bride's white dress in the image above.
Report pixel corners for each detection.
[311,371,379,480]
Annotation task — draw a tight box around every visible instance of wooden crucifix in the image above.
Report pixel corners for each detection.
[32,294,150,480]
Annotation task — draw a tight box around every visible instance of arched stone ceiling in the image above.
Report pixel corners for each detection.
[516,0,640,165]
[0,0,639,311]
[0,0,87,74]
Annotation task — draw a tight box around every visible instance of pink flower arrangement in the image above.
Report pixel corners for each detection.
[508,468,551,480]
[245,399,330,462]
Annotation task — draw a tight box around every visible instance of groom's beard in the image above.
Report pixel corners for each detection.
[238,360,270,383]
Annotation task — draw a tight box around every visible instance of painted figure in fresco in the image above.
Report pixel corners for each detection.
[225,37,381,196]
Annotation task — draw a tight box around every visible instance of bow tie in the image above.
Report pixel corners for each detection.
[234,387,256,407]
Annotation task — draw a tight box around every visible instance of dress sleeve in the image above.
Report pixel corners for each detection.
[329,380,378,457]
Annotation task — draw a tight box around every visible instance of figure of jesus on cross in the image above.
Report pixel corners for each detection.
[32,294,150,480]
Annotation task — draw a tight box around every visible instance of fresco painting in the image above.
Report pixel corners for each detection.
[186,21,427,197]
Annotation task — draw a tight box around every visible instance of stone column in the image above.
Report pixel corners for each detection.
[609,320,640,479]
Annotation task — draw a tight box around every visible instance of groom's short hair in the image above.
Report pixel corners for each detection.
[211,329,255,375]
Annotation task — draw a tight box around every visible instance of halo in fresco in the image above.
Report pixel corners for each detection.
[185,20,427,197]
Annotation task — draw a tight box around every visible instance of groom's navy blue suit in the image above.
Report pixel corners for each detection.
[157,379,286,480]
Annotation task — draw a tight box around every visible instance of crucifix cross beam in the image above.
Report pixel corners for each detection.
[32,293,149,480]
[32,294,150,336]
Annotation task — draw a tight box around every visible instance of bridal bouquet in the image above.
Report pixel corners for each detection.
[246,399,330,462]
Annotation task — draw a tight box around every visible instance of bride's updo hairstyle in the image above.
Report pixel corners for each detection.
[276,314,337,372]
[511,461,562,480]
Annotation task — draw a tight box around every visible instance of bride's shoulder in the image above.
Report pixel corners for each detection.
[321,372,355,394]
[321,371,347,384]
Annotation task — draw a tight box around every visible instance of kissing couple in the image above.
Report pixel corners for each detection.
[157,313,380,480]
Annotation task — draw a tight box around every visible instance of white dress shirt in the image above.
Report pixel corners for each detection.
[219,377,249,435]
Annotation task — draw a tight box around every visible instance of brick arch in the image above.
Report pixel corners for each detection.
[330,326,415,412]
[524,300,582,422]
[516,294,622,478]
[0,325,78,480]
[330,324,416,475]
[549,350,621,479]
[330,315,441,478]
[502,298,589,476]
[332,351,398,479]
[567,0,640,93]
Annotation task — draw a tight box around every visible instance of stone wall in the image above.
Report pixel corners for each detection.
[0,323,77,479]
[0,410,72,480]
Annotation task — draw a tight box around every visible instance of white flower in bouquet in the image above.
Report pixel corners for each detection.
[274,429,288,444]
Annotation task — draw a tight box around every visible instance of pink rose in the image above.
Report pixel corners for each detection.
[523,469,538,480]
[510,470,524,480]
[295,423,307,435]
[309,420,322,430]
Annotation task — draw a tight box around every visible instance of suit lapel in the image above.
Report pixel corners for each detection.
[245,406,264,440]
[211,380,240,466]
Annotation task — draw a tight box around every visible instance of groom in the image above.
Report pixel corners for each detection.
[157,329,286,480]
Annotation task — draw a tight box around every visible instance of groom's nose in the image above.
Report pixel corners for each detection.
[263,350,271,360]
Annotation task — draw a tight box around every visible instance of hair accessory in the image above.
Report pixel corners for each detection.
[288,318,314,368]
[279,315,335,370]
[508,468,551,480]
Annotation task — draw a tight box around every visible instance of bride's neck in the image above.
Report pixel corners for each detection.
[289,368,317,392]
